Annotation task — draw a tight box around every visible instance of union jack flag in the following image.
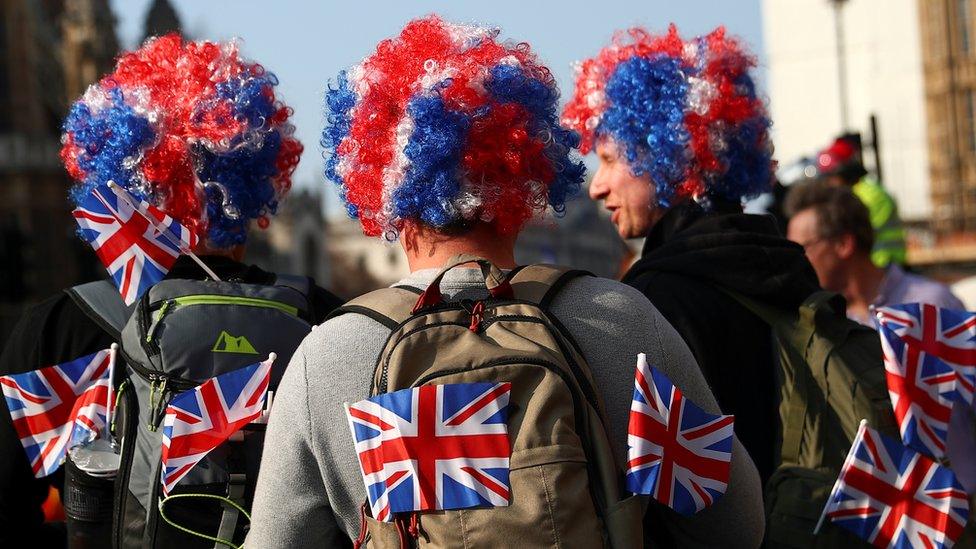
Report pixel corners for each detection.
[876,304,976,458]
[72,184,198,305]
[345,382,511,522]
[160,357,272,494]
[626,353,734,515]
[0,350,112,478]
[823,423,969,548]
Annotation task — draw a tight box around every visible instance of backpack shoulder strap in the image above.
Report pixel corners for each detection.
[326,287,420,331]
[715,286,814,467]
[64,280,133,340]
[507,264,593,308]
[273,273,311,297]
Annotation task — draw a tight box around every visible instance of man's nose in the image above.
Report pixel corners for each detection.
[589,170,608,200]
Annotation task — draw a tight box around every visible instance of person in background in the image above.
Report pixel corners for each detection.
[249,16,764,548]
[816,134,907,268]
[563,24,818,487]
[785,181,962,325]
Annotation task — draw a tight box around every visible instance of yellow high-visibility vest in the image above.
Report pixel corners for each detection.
[852,177,906,267]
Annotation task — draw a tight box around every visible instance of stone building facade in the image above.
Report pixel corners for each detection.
[0,0,119,343]
[919,0,976,232]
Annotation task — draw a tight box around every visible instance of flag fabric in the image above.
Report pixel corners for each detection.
[160,358,272,494]
[626,354,735,515]
[345,382,511,522]
[0,350,112,478]
[876,304,976,458]
[823,423,969,548]
[72,184,198,305]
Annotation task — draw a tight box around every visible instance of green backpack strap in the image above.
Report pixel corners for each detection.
[715,288,838,466]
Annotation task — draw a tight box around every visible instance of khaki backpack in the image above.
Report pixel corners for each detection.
[333,255,644,549]
[723,290,899,548]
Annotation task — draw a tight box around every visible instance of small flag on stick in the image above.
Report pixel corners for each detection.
[73,183,200,305]
[159,354,275,494]
[626,353,734,515]
[818,420,969,548]
[875,304,976,459]
[0,350,112,477]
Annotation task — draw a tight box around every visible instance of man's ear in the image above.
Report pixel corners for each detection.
[834,233,858,260]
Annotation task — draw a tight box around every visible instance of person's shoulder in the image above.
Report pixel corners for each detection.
[304,306,386,346]
[297,305,390,373]
[548,274,667,330]
[19,290,95,337]
[558,274,653,309]
[899,271,964,309]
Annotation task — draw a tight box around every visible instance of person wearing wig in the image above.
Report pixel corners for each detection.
[247,15,763,547]
[564,26,822,491]
[0,34,342,548]
[248,16,764,548]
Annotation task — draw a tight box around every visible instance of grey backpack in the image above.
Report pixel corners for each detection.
[68,274,313,549]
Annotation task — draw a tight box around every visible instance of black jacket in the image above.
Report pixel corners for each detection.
[622,202,821,484]
[0,255,342,547]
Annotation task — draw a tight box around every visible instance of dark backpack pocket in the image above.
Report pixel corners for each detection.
[763,466,872,548]
[154,482,232,548]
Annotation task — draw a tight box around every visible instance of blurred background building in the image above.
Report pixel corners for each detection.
[763,0,976,281]
[762,0,931,221]
[18,0,976,344]
[0,0,627,348]
[919,0,976,233]
[0,0,121,343]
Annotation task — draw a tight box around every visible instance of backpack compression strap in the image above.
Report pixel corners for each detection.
[64,280,134,341]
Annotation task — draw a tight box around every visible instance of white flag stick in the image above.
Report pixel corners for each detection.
[253,353,277,425]
[813,419,869,535]
[263,391,274,422]
[105,343,118,438]
[106,181,222,282]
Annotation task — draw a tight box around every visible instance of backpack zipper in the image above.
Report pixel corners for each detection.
[412,356,586,430]
[480,314,603,420]
[117,345,194,432]
[378,321,467,394]
[145,295,300,346]
[159,295,300,316]
[146,453,165,547]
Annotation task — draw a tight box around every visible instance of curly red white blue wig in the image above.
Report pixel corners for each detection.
[562,25,774,208]
[322,15,585,240]
[61,34,302,249]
